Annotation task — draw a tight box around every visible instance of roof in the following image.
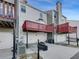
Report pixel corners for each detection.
[26,4,47,14]
[67,20,79,22]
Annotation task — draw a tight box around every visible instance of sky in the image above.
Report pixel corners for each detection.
[27,0,79,20]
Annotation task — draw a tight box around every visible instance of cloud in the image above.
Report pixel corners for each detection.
[62,9,79,20]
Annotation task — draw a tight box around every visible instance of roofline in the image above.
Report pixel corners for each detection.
[26,4,47,14]
[62,15,67,18]
[68,20,79,22]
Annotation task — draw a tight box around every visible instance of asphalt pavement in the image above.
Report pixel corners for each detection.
[0,44,79,59]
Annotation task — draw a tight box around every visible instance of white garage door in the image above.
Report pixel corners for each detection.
[0,29,13,49]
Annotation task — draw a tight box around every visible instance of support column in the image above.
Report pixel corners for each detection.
[76,27,78,46]
[12,19,16,59]
[37,40,40,59]
[26,30,28,48]
[68,33,70,45]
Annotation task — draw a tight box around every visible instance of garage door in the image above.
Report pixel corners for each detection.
[0,29,13,49]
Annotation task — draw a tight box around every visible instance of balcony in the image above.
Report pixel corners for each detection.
[57,23,77,33]
[22,20,39,32]
[38,24,46,32]
[46,24,54,32]
[0,21,13,28]
[0,1,15,22]
[22,20,54,32]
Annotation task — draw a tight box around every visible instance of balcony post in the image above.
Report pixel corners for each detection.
[68,33,70,45]
[12,19,16,59]
[37,40,40,59]
[76,27,78,46]
[26,30,28,48]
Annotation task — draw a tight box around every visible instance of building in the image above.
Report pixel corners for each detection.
[67,20,79,40]
[47,1,68,43]
[47,1,78,44]
[0,0,15,49]
[0,0,53,49]
[0,0,79,50]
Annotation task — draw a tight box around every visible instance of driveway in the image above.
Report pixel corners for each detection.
[0,44,79,59]
[40,44,79,59]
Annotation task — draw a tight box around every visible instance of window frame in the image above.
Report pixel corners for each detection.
[21,5,26,13]
[39,13,43,21]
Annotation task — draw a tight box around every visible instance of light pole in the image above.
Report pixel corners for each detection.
[12,0,28,59]
[37,40,40,59]
[12,0,17,59]
[12,19,16,59]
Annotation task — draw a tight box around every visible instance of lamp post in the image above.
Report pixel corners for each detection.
[37,40,40,59]
[12,0,28,59]
[12,19,16,59]
[12,0,17,59]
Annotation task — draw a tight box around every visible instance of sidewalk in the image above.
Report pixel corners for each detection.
[0,44,79,59]
[0,48,12,59]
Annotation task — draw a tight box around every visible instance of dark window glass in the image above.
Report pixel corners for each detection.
[39,13,43,21]
[21,5,26,13]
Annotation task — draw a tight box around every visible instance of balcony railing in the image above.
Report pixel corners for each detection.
[46,24,54,32]
[22,20,54,32]
[57,23,77,33]
[0,0,15,20]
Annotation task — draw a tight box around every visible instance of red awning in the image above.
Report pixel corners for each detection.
[57,23,77,33]
[22,20,54,32]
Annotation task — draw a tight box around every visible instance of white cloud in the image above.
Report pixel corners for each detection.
[62,9,79,20]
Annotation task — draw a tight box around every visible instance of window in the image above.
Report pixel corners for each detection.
[0,1,3,16]
[21,5,26,13]
[12,6,15,18]
[54,11,56,18]
[8,4,13,17]
[5,3,8,16]
[39,13,43,21]
[54,11,58,24]
[40,13,43,19]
